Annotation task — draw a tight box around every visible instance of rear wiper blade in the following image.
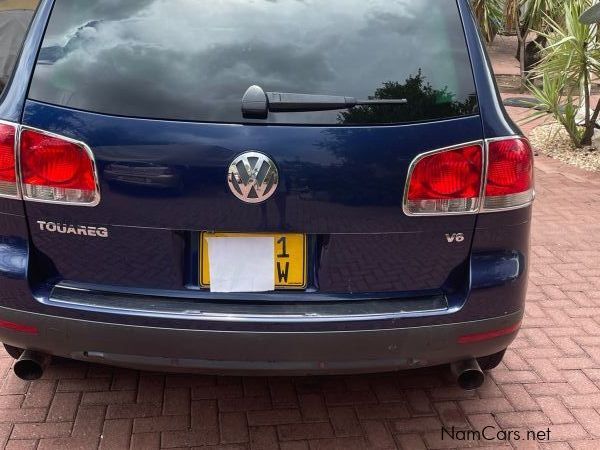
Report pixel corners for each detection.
[241,85,407,119]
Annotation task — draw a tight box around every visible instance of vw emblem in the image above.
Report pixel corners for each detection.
[228,152,279,204]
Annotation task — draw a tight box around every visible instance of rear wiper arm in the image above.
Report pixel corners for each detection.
[241,85,407,119]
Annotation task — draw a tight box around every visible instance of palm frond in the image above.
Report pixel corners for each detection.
[527,0,598,148]
[471,0,504,43]
[504,0,519,33]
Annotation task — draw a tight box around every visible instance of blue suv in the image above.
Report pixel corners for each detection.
[0,0,532,389]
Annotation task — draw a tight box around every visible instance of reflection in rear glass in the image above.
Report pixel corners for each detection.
[29,0,478,125]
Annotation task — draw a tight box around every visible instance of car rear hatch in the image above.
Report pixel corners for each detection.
[20,0,483,296]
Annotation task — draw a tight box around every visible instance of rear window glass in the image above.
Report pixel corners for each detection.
[0,0,39,94]
[29,0,478,125]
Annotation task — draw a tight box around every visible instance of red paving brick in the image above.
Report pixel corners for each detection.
[487,34,521,77]
[2,57,600,450]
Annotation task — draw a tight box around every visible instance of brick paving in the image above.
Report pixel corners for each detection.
[487,34,520,77]
[2,51,600,450]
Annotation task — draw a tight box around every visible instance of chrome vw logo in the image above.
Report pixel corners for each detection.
[227,152,279,203]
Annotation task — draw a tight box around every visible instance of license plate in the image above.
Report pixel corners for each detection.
[199,232,307,290]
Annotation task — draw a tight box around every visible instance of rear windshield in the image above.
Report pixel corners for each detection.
[29,0,478,125]
[0,0,39,94]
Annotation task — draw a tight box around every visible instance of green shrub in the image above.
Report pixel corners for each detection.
[528,0,599,148]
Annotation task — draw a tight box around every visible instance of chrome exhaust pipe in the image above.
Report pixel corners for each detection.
[450,358,485,390]
[13,350,52,381]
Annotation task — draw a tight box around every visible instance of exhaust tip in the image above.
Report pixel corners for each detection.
[13,351,51,381]
[451,358,485,391]
[456,367,485,390]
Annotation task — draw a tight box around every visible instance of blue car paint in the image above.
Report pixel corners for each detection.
[0,0,530,370]
[21,102,484,232]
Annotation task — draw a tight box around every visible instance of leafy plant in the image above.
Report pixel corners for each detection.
[528,0,599,147]
[507,0,563,89]
[504,0,519,34]
[471,0,504,43]
[528,76,584,146]
[520,0,563,35]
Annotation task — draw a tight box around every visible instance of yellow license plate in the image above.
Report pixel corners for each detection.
[199,232,307,290]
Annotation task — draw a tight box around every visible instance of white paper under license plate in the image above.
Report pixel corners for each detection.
[200,232,307,290]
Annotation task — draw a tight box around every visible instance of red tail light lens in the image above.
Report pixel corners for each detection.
[404,137,534,216]
[484,138,534,211]
[20,129,99,205]
[0,123,18,198]
[405,144,483,215]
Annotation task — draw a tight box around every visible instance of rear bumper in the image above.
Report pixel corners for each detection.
[0,305,522,375]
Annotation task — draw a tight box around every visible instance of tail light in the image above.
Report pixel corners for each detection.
[0,123,99,205]
[20,128,99,206]
[405,137,533,215]
[484,138,534,211]
[405,144,483,215]
[0,122,18,198]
